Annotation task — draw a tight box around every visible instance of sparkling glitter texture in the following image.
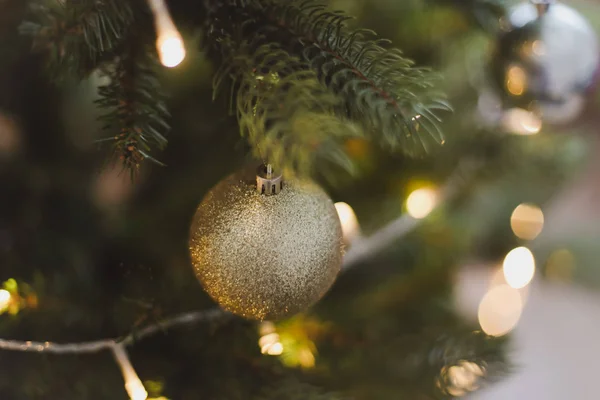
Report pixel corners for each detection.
[189,171,343,320]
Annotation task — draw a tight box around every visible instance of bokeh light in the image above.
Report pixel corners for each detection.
[510,203,544,240]
[125,378,148,400]
[503,247,535,289]
[266,342,284,356]
[489,265,530,306]
[506,64,527,96]
[0,113,21,156]
[93,163,136,208]
[0,289,11,312]
[443,361,485,397]
[502,108,542,135]
[546,248,576,282]
[158,34,186,68]
[406,187,437,219]
[296,348,316,368]
[478,284,523,337]
[258,322,284,356]
[335,202,360,244]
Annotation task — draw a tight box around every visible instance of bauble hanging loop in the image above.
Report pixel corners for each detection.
[256,164,283,195]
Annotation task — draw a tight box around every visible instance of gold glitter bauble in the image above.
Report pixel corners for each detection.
[189,170,343,320]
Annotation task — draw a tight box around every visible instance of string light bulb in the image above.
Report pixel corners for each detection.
[335,202,360,245]
[477,284,523,337]
[406,187,437,219]
[0,289,11,312]
[147,0,185,67]
[112,344,148,400]
[258,322,284,356]
[501,108,542,135]
[503,246,535,289]
[510,203,544,240]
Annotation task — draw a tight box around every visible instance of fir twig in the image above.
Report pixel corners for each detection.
[19,0,133,79]
[219,42,361,176]
[209,4,362,176]
[96,48,171,175]
[259,0,452,155]
[207,0,451,171]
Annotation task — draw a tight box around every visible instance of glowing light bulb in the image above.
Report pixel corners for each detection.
[112,345,148,400]
[503,247,535,289]
[147,0,185,68]
[506,64,527,96]
[406,187,437,219]
[266,342,284,356]
[502,108,542,135]
[125,378,148,400]
[478,284,523,337]
[297,348,316,368]
[258,323,284,356]
[445,361,485,397]
[0,289,11,311]
[510,203,544,240]
[489,265,530,306]
[259,333,280,350]
[157,34,185,67]
[335,202,360,244]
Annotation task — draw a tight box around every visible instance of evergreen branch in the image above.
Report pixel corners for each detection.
[19,0,134,78]
[258,0,452,155]
[96,47,171,174]
[209,5,363,176]
[231,44,361,176]
[433,331,510,397]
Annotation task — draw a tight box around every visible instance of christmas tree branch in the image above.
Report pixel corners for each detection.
[96,46,171,173]
[206,0,451,177]
[19,0,134,78]
[259,0,452,154]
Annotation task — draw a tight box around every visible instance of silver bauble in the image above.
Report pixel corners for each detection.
[492,1,599,124]
[189,169,343,320]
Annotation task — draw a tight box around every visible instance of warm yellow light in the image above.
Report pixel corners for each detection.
[259,333,280,350]
[489,266,530,305]
[0,289,11,311]
[125,378,148,400]
[406,187,437,219]
[445,361,485,397]
[503,247,535,289]
[502,108,542,135]
[157,34,186,68]
[297,348,316,368]
[335,202,360,244]
[532,40,545,56]
[259,321,275,335]
[506,64,527,96]
[147,0,185,68]
[266,342,284,356]
[510,203,544,240]
[0,113,21,156]
[478,284,523,337]
[546,249,576,282]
